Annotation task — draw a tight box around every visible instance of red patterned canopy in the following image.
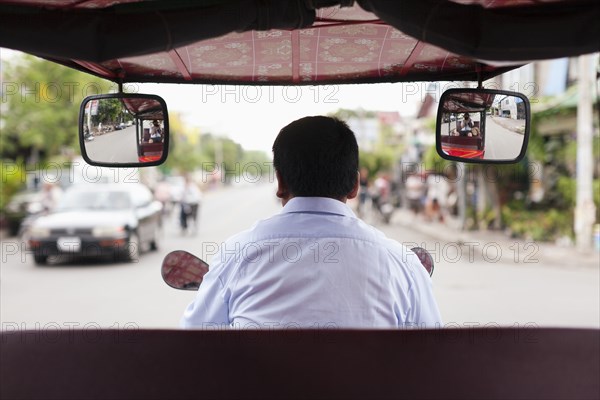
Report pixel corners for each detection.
[1,0,598,85]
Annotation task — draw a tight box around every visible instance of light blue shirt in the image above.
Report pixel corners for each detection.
[181,197,442,329]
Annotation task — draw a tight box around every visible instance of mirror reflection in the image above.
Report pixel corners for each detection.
[411,247,434,276]
[81,96,168,166]
[438,90,529,162]
[161,250,209,290]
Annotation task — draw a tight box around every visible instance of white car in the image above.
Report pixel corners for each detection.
[28,183,162,264]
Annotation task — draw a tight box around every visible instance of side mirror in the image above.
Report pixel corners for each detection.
[436,89,530,164]
[411,247,434,276]
[79,94,169,167]
[161,250,209,290]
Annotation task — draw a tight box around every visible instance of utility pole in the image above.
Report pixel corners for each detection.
[574,54,596,251]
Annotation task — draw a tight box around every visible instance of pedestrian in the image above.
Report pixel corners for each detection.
[424,173,449,223]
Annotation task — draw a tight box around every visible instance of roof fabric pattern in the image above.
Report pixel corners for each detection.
[0,0,598,84]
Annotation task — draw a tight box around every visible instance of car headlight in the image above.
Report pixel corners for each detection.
[92,226,126,238]
[27,202,44,214]
[29,227,50,238]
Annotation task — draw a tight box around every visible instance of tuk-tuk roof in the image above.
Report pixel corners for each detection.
[121,97,164,120]
[0,0,598,85]
[443,91,497,112]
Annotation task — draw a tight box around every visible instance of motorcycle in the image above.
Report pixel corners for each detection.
[370,176,396,224]
[372,195,395,224]
[161,246,434,291]
[83,127,94,141]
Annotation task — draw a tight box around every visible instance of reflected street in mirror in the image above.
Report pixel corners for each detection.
[161,250,209,290]
[438,90,529,162]
[81,96,167,166]
[411,247,434,276]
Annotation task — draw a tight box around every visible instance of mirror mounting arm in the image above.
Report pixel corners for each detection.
[115,68,126,94]
[476,63,483,89]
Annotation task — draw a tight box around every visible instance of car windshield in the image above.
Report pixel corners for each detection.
[57,189,131,211]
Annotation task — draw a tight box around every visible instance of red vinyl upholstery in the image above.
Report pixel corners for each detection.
[1,328,598,399]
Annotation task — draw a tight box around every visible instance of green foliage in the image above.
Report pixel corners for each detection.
[163,113,203,173]
[424,117,437,134]
[504,105,600,241]
[241,150,270,166]
[502,205,573,241]
[92,98,122,125]
[0,54,114,162]
[359,150,394,177]
[422,146,452,173]
[197,134,242,177]
[557,177,600,218]
[556,176,577,207]
[329,108,402,177]
[488,159,531,204]
[0,161,26,211]
[163,113,269,178]
[527,113,547,163]
[240,150,271,177]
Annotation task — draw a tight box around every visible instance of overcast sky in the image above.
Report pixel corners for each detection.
[2,48,438,153]
[138,82,430,153]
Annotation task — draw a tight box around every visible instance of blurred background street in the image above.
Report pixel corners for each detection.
[2,181,598,329]
[1,50,599,332]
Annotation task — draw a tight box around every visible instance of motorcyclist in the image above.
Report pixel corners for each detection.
[181,116,441,329]
[372,173,390,206]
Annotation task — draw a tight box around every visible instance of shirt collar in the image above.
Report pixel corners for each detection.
[281,197,356,218]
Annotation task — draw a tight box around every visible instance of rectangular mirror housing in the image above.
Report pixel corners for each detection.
[79,93,169,167]
[436,89,530,164]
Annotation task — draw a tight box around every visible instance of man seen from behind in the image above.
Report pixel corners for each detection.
[181,116,442,329]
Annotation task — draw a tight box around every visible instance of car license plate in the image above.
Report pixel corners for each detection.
[57,237,81,252]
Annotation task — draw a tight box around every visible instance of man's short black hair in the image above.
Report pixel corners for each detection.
[272,116,359,199]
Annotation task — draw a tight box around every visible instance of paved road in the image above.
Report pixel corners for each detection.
[84,126,139,163]
[1,182,598,330]
[484,117,524,160]
[440,118,525,160]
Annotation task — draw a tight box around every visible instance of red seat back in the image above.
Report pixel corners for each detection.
[1,328,598,399]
